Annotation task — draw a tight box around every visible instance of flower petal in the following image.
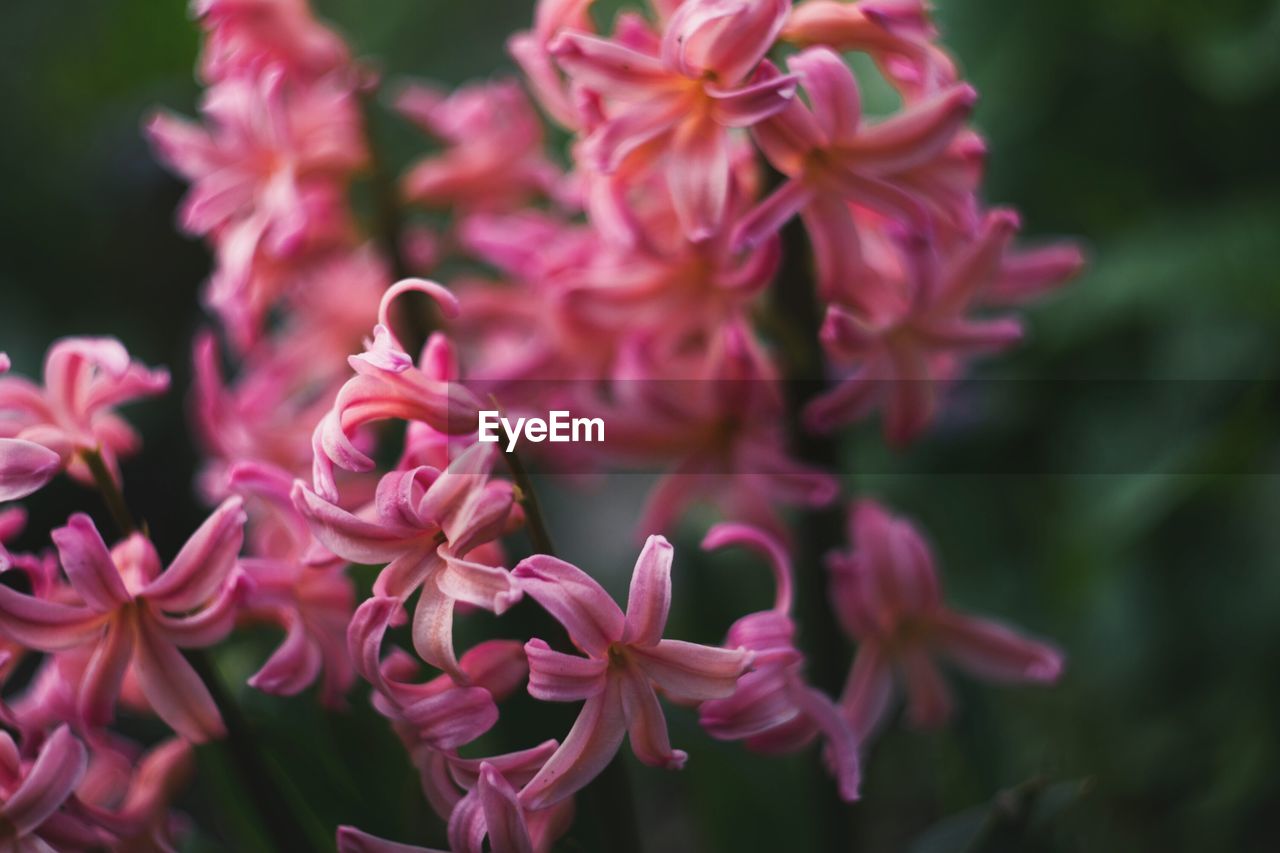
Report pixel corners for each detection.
[525,638,608,702]
[0,587,105,651]
[666,114,730,242]
[621,535,673,646]
[518,676,627,810]
[629,639,748,701]
[77,614,135,729]
[142,497,246,612]
[412,585,462,680]
[132,613,225,742]
[512,555,624,658]
[0,439,60,502]
[932,610,1064,683]
[0,725,87,835]
[478,764,535,853]
[50,514,130,612]
[619,665,686,769]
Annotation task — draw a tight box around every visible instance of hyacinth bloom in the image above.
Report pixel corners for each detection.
[513,536,750,808]
[507,0,595,129]
[781,0,957,98]
[0,500,247,742]
[697,524,860,801]
[0,339,169,485]
[75,738,194,850]
[552,0,797,240]
[296,441,519,678]
[309,279,482,501]
[805,210,1030,444]
[828,500,1064,738]
[396,79,560,212]
[0,352,59,503]
[0,725,94,850]
[146,66,366,274]
[740,48,976,295]
[194,0,352,84]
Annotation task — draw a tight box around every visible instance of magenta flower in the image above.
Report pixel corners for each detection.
[553,0,797,240]
[696,523,860,800]
[0,500,248,742]
[0,725,93,850]
[396,79,560,213]
[828,500,1064,738]
[296,441,519,678]
[804,210,1030,444]
[736,47,976,296]
[0,339,169,486]
[513,536,750,808]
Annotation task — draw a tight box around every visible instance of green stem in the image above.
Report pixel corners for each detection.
[500,443,557,556]
[770,203,855,849]
[79,448,137,535]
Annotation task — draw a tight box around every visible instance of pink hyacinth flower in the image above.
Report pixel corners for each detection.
[396,79,561,212]
[697,523,860,801]
[513,536,750,808]
[553,0,797,240]
[309,279,483,501]
[194,0,353,84]
[828,500,1064,739]
[76,737,195,850]
[805,210,1029,444]
[296,440,519,679]
[737,47,976,296]
[0,339,169,486]
[0,500,248,742]
[508,0,597,129]
[0,725,91,850]
[0,352,59,503]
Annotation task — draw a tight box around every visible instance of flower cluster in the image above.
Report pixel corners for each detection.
[0,0,1082,849]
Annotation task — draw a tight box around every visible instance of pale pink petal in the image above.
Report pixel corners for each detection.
[0,439,61,502]
[412,586,462,679]
[437,551,521,614]
[512,555,624,657]
[707,71,799,128]
[1,725,87,835]
[846,84,977,174]
[619,665,686,769]
[141,497,246,611]
[732,178,814,251]
[788,47,862,143]
[399,686,498,750]
[518,676,627,810]
[132,613,225,742]
[150,571,247,647]
[932,610,1064,683]
[525,638,608,702]
[549,31,671,99]
[50,514,130,612]
[337,826,443,853]
[294,482,424,564]
[666,115,730,242]
[629,639,748,701]
[374,550,444,601]
[248,613,323,696]
[621,535,673,646]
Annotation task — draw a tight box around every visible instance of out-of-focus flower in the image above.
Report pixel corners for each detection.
[805,210,1031,444]
[0,354,60,503]
[737,47,977,297]
[0,339,169,485]
[828,500,1064,739]
[0,725,100,850]
[553,0,797,239]
[194,0,352,84]
[0,500,248,742]
[697,523,860,801]
[397,79,561,213]
[513,536,749,808]
[508,0,596,129]
[76,737,195,851]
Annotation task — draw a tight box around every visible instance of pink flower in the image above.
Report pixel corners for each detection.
[0,725,93,850]
[75,737,195,850]
[146,67,366,280]
[804,210,1030,444]
[0,500,248,742]
[513,535,750,808]
[508,0,596,129]
[696,523,860,801]
[828,500,1064,739]
[782,0,957,99]
[0,338,169,484]
[553,0,797,240]
[736,46,977,297]
[194,0,352,84]
[308,280,483,501]
[296,441,519,678]
[396,79,560,212]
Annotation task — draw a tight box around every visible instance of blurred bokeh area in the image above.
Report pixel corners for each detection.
[1,0,1279,851]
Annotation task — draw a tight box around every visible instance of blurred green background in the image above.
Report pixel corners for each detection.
[1,0,1279,851]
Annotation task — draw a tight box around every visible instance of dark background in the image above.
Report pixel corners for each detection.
[1,1,1278,850]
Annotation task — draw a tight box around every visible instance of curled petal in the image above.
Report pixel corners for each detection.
[621,535,672,646]
[629,639,748,701]
[248,613,323,696]
[792,686,860,801]
[1,725,87,835]
[702,523,793,613]
[788,47,862,143]
[142,497,246,612]
[512,555,624,658]
[619,666,685,769]
[77,614,135,729]
[132,613,225,742]
[525,639,608,702]
[50,514,130,612]
[0,587,105,651]
[412,586,462,679]
[519,676,627,810]
[293,482,424,565]
[437,551,522,614]
[932,610,1064,683]
[0,439,60,502]
[707,71,799,128]
[477,764,535,853]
